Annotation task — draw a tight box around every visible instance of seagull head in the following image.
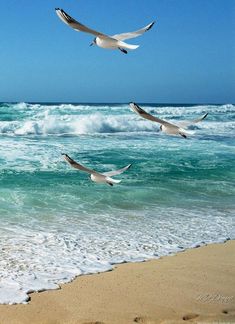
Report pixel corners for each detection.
[90,38,97,46]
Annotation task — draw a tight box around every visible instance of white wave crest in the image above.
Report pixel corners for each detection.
[3,102,234,116]
[144,104,235,117]
[0,113,159,136]
[0,103,234,136]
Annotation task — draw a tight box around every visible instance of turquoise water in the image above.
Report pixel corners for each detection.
[0,102,234,303]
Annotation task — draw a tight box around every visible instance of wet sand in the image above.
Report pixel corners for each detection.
[0,240,235,324]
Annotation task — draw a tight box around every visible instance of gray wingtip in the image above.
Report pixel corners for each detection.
[129,102,138,108]
[61,153,70,159]
[127,163,132,170]
[117,163,132,171]
[129,102,138,112]
[129,102,144,115]
[146,21,155,31]
[203,113,208,120]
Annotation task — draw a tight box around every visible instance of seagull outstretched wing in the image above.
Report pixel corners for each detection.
[176,113,208,128]
[102,164,132,177]
[129,102,176,128]
[55,8,105,36]
[111,21,155,41]
[62,154,101,175]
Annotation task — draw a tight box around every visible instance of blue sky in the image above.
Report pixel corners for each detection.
[0,0,234,103]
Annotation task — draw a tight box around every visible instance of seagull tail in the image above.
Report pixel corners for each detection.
[106,177,122,185]
[118,41,139,50]
[179,128,195,136]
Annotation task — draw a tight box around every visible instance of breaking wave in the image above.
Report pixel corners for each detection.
[0,102,234,304]
[0,103,234,136]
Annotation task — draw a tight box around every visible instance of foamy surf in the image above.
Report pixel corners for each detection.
[0,102,234,304]
[0,207,234,304]
[0,103,234,136]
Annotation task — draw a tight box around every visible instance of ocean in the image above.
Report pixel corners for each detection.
[0,102,234,304]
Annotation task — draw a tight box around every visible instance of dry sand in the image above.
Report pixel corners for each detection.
[0,240,235,324]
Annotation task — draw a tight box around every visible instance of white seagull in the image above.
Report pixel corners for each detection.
[129,102,208,138]
[62,154,132,186]
[55,8,155,54]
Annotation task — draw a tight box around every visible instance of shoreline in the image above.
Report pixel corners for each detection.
[0,240,234,323]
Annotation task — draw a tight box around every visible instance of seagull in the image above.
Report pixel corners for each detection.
[55,8,155,54]
[129,102,208,138]
[62,154,132,186]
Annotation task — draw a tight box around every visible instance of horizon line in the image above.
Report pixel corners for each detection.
[1,101,234,105]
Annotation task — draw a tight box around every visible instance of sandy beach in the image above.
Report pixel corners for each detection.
[1,0,234,322]
[0,240,234,324]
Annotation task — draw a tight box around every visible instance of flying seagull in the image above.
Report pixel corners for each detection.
[129,102,208,138]
[55,8,155,54]
[62,154,132,186]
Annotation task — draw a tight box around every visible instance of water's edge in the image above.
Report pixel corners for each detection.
[8,237,233,305]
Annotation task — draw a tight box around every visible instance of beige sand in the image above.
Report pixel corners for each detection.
[0,241,235,324]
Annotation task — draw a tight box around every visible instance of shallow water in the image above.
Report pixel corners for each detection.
[0,102,234,303]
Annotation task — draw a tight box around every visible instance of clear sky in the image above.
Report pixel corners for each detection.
[0,0,234,103]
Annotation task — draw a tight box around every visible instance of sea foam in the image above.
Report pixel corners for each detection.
[0,103,234,304]
[0,207,234,304]
[0,103,234,136]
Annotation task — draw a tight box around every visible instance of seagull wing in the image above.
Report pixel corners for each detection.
[129,102,175,127]
[55,8,105,37]
[111,21,155,41]
[176,113,208,128]
[62,154,100,175]
[102,164,132,177]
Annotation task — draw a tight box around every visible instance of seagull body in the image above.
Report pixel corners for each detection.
[94,36,139,52]
[55,8,155,54]
[62,154,131,186]
[129,102,208,138]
